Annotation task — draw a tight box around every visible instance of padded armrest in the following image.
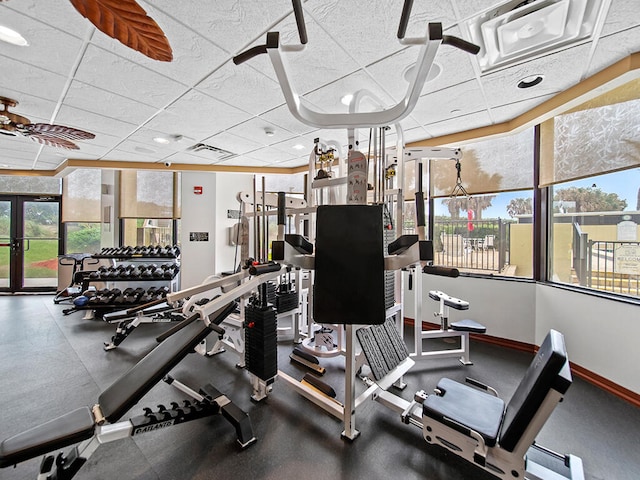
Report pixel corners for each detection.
[428,290,469,310]
[423,378,504,447]
[285,234,313,254]
[0,407,95,468]
[388,235,418,255]
[99,302,236,423]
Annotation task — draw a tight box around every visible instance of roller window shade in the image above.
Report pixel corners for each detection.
[430,128,534,198]
[62,169,101,222]
[120,170,175,219]
[540,80,640,186]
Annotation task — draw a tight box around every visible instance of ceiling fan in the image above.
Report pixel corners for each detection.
[0,96,96,150]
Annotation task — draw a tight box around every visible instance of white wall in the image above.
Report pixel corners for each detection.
[214,173,253,273]
[404,272,536,344]
[536,284,640,393]
[180,172,218,288]
[180,172,253,288]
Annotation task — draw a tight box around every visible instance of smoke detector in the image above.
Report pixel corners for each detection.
[465,0,611,72]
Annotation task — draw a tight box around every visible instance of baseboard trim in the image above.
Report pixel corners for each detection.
[404,318,640,408]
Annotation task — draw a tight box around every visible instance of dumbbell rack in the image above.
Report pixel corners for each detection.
[70,246,180,319]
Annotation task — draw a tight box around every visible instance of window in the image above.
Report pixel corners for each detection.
[62,169,101,254]
[543,79,640,298]
[433,190,533,277]
[427,128,535,277]
[120,171,180,247]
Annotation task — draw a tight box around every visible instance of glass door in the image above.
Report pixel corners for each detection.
[0,195,61,292]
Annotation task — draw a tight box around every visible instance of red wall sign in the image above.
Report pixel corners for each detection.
[194,186,203,195]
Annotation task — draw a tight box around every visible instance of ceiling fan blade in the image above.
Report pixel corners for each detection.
[24,123,96,141]
[25,133,80,150]
[69,0,173,62]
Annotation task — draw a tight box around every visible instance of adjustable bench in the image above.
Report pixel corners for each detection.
[0,301,256,479]
[422,329,584,480]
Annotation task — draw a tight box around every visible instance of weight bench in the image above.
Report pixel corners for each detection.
[422,330,584,480]
[0,301,256,479]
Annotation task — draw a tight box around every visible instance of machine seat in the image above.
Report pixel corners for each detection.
[99,302,236,423]
[423,378,504,446]
[423,330,571,452]
[0,407,95,468]
[450,319,486,334]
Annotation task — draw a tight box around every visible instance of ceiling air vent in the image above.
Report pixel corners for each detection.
[188,143,236,162]
[465,0,611,72]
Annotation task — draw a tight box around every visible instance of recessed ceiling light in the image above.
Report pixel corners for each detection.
[0,164,9,168]
[264,128,275,137]
[293,144,306,150]
[402,62,442,83]
[153,136,171,145]
[0,25,29,46]
[340,94,353,106]
[517,75,544,88]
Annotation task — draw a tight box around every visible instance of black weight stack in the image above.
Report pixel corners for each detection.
[244,291,278,381]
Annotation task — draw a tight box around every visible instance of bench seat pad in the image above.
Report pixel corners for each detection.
[423,378,504,447]
[0,407,95,468]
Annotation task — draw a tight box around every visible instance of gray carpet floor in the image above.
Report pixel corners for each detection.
[0,295,638,480]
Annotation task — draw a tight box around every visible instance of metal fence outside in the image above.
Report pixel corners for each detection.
[432,219,511,273]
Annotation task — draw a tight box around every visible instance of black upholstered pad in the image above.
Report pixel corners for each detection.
[0,407,95,468]
[99,302,236,423]
[450,319,486,333]
[314,205,386,325]
[499,329,570,451]
[423,378,505,447]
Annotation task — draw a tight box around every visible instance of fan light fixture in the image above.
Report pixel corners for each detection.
[0,25,29,46]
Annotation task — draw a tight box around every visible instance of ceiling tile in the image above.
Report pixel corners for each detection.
[54,105,137,139]
[73,45,189,108]
[490,93,558,124]
[90,4,228,88]
[64,81,160,126]
[601,0,640,36]
[411,79,487,126]
[245,147,296,165]
[0,55,67,101]
[196,62,286,116]
[422,110,493,138]
[202,131,264,156]
[226,117,296,147]
[0,90,57,123]
[1,0,88,35]
[302,69,396,115]
[0,8,86,77]
[145,90,249,140]
[480,43,594,108]
[146,0,293,53]
[101,150,160,163]
[305,0,456,67]
[218,155,269,167]
[257,13,360,94]
[258,104,319,135]
[587,26,640,78]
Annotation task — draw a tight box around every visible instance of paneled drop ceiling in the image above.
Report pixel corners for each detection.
[0,0,639,172]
